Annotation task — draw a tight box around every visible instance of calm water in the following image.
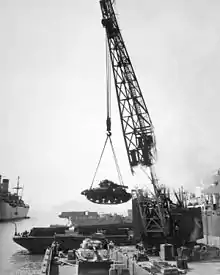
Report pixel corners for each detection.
[2,213,220,275]
[0,211,66,275]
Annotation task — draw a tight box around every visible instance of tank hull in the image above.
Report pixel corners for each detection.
[0,199,29,221]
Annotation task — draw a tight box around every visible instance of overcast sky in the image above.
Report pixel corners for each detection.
[0,0,220,211]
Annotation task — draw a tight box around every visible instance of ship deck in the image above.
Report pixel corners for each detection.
[42,245,220,275]
[49,257,220,275]
[118,248,220,275]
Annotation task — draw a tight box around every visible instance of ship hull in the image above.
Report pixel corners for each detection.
[13,235,86,254]
[194,210,220,248]
[0,200,29,221]
[13,233,134,254]
[202,210,220,237]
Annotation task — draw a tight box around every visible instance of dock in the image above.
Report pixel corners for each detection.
[40,243,220,275]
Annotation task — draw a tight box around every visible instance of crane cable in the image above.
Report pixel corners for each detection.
[105,34,124,187]
[106,35,111,124]
[90,35,124,189]
[90,135,109,189]
[109,136,124,186]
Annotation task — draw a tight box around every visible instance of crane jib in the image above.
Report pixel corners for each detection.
[98,0,169,239]
[100,0,156,170]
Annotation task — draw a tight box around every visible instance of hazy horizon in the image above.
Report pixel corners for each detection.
[1,0,220,211]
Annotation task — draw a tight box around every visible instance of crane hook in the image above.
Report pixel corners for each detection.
[106,116,111,136]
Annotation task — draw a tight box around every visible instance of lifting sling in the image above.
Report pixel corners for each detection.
[81,36,131,205]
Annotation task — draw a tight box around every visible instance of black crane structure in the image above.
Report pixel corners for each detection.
[100,0,156,172]
[82,0,170,238]
[99,0,170,237]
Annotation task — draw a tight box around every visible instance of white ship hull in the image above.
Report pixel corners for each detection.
[0,200,29,221]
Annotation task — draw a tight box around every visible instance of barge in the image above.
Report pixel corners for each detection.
[40,240,220,275]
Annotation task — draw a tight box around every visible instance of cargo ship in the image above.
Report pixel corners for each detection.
[199,169,220,246]
[0,175,29,221]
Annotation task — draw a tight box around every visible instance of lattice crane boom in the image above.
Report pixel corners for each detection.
[100,0,157,173]
[99,0,168,236]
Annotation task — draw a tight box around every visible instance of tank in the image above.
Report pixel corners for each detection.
[81,180,132,204]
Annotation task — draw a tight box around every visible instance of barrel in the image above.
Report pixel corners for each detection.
[160,244,174,261]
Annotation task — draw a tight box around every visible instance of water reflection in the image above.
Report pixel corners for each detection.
[10,250,42,275]
[0,210,65,275]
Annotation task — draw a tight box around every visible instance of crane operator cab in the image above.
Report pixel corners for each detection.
[81,179,132,205]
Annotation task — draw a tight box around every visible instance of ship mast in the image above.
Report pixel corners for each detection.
[13,176,22,197]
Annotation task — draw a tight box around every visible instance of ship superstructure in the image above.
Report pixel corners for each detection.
[59,211,132,227]
[0,175,29,221]
[181,170,220,246]
[199,169,220,245]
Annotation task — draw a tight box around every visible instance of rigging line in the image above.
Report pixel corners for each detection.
[139,166,156,198]
[109,136,124,186]
[106,35,111,121]
[140,165,152,181]
[109,43,111,118]
[90,135,109,189]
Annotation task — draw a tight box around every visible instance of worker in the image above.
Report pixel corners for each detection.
[102,239,108,249]
[53,242,60,257]
[58,251,65,258]
[136,241,144,252]
[108,241,114,250]
[174,220,180,237]
[152,246,158,256]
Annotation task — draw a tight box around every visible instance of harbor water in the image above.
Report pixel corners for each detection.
[0,210,67,275]
[2,210,220,275]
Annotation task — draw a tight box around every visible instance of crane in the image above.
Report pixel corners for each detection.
[99,0,170,239]
[81,0,204,249]
[81,0,171,243]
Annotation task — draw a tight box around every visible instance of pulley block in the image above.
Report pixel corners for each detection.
[81,179,132,205]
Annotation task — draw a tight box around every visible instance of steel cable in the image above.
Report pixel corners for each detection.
[89,135,109,189]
